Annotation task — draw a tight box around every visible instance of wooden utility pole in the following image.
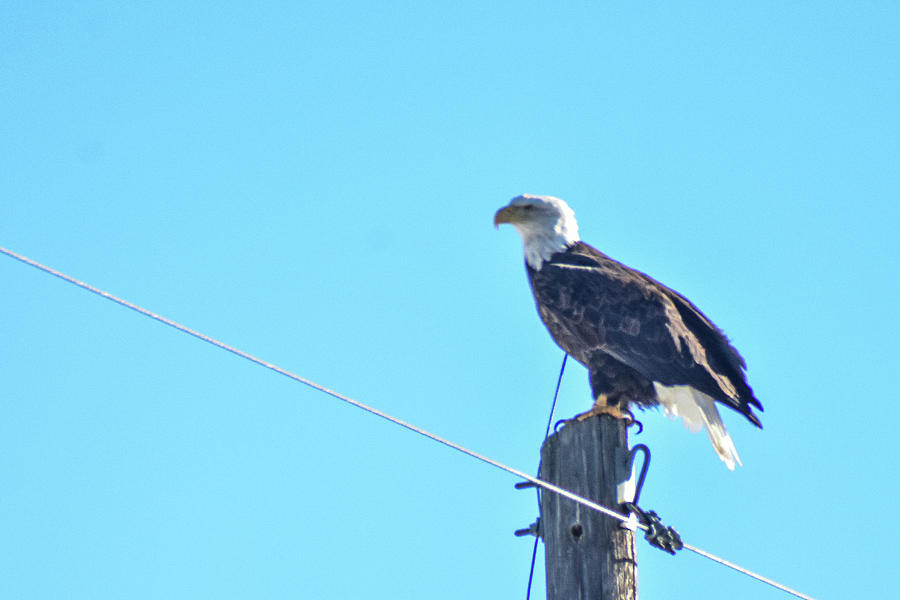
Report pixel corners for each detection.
[539,414,637,600]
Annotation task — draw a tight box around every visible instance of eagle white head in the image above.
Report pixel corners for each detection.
[494,194,581,269]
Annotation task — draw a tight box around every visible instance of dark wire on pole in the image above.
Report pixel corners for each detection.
[544,354,568,441]
[526,353,568,600]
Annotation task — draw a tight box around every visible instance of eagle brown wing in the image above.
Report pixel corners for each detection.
[527,242,762,426]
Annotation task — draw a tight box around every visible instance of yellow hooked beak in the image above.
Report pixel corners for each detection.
[493,205,523,229]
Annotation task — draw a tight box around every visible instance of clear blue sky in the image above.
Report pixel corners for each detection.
[2,2,898,599]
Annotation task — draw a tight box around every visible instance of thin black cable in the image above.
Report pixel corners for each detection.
[525,536,539,600]
[526,353,568,600]
[543,353,568,441]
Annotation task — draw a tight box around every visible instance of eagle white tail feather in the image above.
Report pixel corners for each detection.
[653,383,743,470]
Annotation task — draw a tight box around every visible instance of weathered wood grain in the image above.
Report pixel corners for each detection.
[540,415,637,600]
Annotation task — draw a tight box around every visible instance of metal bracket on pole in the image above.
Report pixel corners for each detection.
[514,518,541,538]
[617,443,650,508]
[622,503,684,555]
[514,480,541,538]
[617,443,683,555]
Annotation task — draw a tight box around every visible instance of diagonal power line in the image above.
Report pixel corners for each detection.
[0,245,817,600]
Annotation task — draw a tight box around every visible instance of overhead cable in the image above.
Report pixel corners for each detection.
[0,245,816,600]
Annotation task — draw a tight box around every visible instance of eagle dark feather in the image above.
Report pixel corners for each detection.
[528,241,762,427]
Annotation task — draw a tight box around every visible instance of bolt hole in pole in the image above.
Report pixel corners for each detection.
[570,523,583,538]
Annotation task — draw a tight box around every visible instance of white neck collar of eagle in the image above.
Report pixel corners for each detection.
[519,213,580,270]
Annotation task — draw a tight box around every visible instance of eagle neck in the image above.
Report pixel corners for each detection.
[524,236,578,270]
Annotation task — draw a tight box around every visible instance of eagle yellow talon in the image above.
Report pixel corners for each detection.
[555,394,634,427]
[575,394,629,422]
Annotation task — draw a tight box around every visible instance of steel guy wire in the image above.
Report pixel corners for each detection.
[0,245,817,600]
[0,245,632,523]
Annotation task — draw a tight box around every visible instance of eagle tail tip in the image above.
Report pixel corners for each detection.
[654,383,745,470]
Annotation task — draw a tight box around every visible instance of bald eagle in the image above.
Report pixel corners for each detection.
[495,194,762,469]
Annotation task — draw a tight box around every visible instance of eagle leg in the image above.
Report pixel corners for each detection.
[567,394,635,424]
[556,395,643,432]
